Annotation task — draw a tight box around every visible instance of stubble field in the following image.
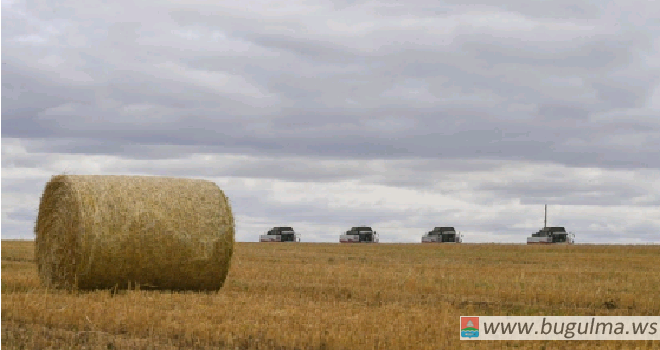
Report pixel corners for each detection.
[2,240,659,349]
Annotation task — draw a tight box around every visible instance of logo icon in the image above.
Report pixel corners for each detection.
[461,317,479,338]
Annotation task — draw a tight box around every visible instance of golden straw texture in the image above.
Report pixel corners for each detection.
[35,175,235,291]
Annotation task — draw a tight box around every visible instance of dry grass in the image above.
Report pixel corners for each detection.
[35,175,234,290]
[3,240,659,349]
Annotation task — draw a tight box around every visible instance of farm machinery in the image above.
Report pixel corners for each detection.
[259,227,301,242]
[422,227,463,243]
[527,205,575,245]
[340,226,379,243]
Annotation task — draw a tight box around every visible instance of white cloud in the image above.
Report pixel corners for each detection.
[3,0,659,243]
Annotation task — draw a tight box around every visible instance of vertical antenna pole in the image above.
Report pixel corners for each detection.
[544,204,547,228]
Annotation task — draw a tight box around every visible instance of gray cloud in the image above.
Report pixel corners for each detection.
[2,0,659,242]
[479,180,659,206]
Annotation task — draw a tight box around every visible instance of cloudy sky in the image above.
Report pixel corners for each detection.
[2,0,659,243]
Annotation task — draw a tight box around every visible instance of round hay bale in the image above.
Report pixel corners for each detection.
[34,175,235,291]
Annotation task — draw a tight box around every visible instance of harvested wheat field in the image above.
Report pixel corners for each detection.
[2,240,659,349]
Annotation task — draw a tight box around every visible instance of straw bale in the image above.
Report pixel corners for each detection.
[34,175,235,291]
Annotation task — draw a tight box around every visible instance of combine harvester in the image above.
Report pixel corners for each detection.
[340,226,379,243]
[527,205,575,245]
[260,226,301,242]
[422,227,463,243]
